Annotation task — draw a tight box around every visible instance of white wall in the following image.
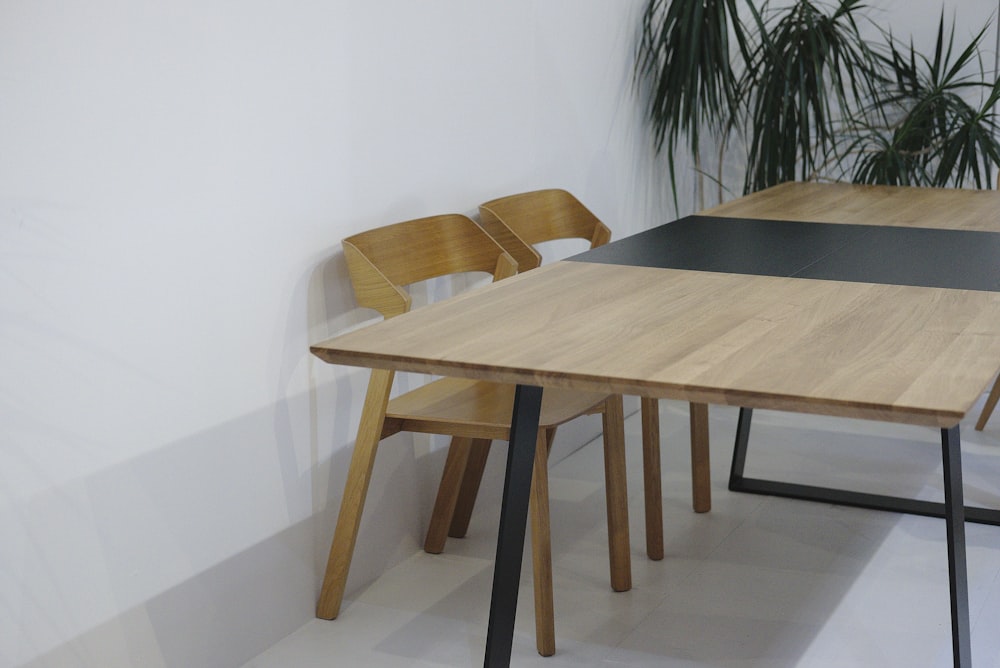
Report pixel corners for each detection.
[1,2,666,667]
[859,0,999,46]
[5,2,998,667]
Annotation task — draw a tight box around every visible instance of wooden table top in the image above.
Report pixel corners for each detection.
[705,181,1000,230]
[312,183,1000,428]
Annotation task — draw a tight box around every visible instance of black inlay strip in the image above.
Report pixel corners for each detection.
[570,216,1000,292]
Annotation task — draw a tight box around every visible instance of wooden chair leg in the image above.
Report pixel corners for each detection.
[602,395,632,592]
[544,425,558,449]
[976,375,1000,430]
[640,397,664,561]
[447,438,492,538]
[689,402,711,513]
[424,437,475,554]
[316,368,394,619]
[529,429,556,656]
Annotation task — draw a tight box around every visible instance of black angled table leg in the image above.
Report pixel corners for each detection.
[483,384,543,668]
[728,408,1000,526]
[941,425,972,668]
[728,411,975,666]
[728,407,754,489]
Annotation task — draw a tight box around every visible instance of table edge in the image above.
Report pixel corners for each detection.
[310,344,965,429]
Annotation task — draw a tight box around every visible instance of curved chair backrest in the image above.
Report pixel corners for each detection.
[478,189,612,271]
[343,214,518,319]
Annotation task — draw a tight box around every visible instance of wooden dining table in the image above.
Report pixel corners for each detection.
[312,182,1000,667]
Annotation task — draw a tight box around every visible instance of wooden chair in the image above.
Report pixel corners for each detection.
[316,213,631,657]
[977,362,1000,431]
[470,189,663,561]
[468,189,709,559]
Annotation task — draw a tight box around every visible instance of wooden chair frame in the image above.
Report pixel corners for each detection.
[481,189,713,519]
[316,214,631,657]
[466,188,708,563]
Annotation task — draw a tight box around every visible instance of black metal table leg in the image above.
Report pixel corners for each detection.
[728,407,753,487]
[729,410,976,666]
[483,384,543,668]
[728,408,1000,526]
[941,425,972,668]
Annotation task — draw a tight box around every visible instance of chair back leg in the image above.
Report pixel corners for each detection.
[640,397,665,560]
[529,429,556,656]
[975,376,1000,430]
[424,436,477,554]
[447,439,493,538]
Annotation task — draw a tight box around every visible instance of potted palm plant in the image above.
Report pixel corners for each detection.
[635,0,748,207]
[737,0,882,192]
[636,0,1000,202]
[843,16,1000,188]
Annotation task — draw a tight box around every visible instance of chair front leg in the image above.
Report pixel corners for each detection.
[689,402,711,513]
[316,368,393,620]
[602,395,632,592]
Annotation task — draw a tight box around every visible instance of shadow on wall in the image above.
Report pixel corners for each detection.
[300,247,449,586]
[18,208,623,668]
[270,239,449,588]
[12,375,446,668]
[18,510,317,668]
[9,210,615,668]
[9,246,451,668]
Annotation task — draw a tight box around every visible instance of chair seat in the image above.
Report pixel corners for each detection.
[383,377,608,440]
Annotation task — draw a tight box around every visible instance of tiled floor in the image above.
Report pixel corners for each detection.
[244,401,1000,667]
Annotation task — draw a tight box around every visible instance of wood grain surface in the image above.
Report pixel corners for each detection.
[705,182,1000,231]
[312,259,1000,428]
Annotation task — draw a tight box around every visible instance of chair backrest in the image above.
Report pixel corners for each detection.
[478,189,612,271]
[343,214,518,319]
